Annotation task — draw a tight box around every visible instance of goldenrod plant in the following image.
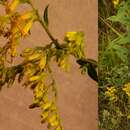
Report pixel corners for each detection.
[0,0,97,130]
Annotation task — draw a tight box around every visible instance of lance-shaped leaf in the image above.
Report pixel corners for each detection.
[43,5,49,27]
[87,62,98,82]
[77,58,98,82]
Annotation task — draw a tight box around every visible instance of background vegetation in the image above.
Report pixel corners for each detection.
[99,0,130,130]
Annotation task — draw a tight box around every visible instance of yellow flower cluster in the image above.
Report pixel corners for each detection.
[9,9,36,57]
[65,31,85,59]
[66,32,77,41]
[66,32,84,46]
[21,49,47,74]
[122,82,130,97]
[0,0,37,57]
[22,48,63,130]
[112,0,119,7]
[127,114,130,119]
[58,55,70,72]
[122,82,130,120]
[29,74,63,130]
[6,0,30,13]
[105,86,117,102]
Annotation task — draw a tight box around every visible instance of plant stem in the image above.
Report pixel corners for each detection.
[37,14,56,42]
[99,16,122,37]
[29,1,58,44]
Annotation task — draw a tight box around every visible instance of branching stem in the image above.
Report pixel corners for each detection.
[29,1,59,46]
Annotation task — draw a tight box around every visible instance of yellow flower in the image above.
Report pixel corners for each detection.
[127,114,130,119]
[22,18,34,36]
[10,44,17,57]
[10,34,20,57]
[122,82,130,97]
[56,126,63,130]
[48,114,57,123]
[34,82,45,99]
[65,31,84,59]
[39,53,47,70]
[112,0,119,7]
[29,75,40,81]
[28,52,41,61]
[6,0,30,13]
[0,15,10,25]
[43,102,52,110]
[105,86,117,101]
[10,20,19,34]
[58,55,70,72]
[66,32,77,41]
[65,31,84,46]
[107,86,116,93]
[41,111,49,121]
[19,10,36,21]
[6,0,20,13]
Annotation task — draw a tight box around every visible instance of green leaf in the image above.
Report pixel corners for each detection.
[87,63,98,82]
[43,5,49,27]
[77,58,97,68]
[108,1,130,28]
[112,44,128,63]
[113,36,130,45]
[77,58,98,82]
[86,59,98,67]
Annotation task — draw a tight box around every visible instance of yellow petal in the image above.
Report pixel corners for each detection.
[41,111,49,121]
[50,104,57,111]
[29,75,40,81]
[22,19,33,36]
[9,0,20,12]
[112,0,119,6]
[11,45,17,57]
[56,126,62,130]
[50,120,59,127]
[48,114,57,123]
[10,35,20,57]
[43,102,52,110]
[19,10,36,20]
[66,32,77,41]
[35,91,43,98]
[10,21,19,34]
[58,56,70,72]
[28,53,41,61]
[22,48,33,55]
[39,54,47,69]
[127,114,130,119]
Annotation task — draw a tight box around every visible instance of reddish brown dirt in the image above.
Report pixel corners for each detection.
[0,0,98,130]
